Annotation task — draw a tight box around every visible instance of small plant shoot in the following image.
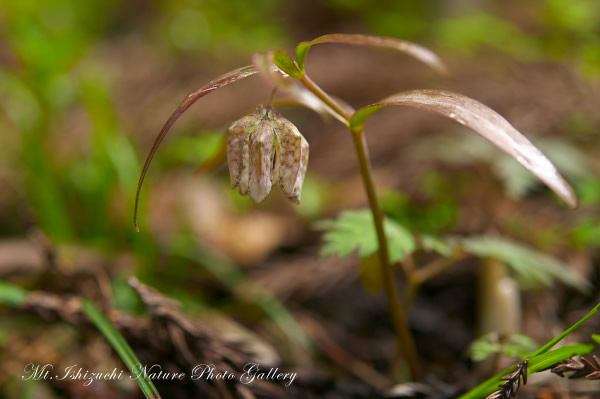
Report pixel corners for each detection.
[133,33,582,391]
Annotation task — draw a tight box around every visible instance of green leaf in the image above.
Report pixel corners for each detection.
[272,49,302,79]
[319,209,415,263]
[350,90,578,209]
[502,334,538,358]
[456,235,588,291]
[467,344,594,399]
[461,301,600,399]
[531,301,600,357]
[469,333,538,362]
[469,333,502,362]
[0,280,28,307]
[81,299,162,399]
[528,344,594,371]
[295,33,447,75]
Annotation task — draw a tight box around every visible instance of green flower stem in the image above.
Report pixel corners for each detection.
[299,74,352,121]
[299,73,419,379]
[350,127,419,380]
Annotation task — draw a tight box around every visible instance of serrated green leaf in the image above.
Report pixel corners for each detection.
[319,209,415,262]
[456,235,588,291]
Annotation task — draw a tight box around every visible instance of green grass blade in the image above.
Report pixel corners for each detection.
[460,302,600,399]
[461,344,593,399]
[528,343,594,371]
[531,301,600,356]
[81,299,162,399]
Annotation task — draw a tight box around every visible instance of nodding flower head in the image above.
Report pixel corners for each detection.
[227,105,309,203]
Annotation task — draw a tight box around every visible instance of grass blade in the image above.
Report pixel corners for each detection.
[460,302,600,399]
[81,299,162,399]
[531,301,600,356]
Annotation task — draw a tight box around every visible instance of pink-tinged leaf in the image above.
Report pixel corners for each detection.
[134,65,258,231]
[252,51,347,124]
[350,90,578,208]
[295,33,448,75]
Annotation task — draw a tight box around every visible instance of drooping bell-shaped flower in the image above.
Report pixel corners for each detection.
[227,105,309,203]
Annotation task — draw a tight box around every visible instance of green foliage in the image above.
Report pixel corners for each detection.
[319,209,415,263]
[456,236,588,291]
[461,301,600,399]
[319,208,586,291]
[470,333,538,362]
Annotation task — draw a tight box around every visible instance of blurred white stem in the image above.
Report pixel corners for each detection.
[478,258,521,337]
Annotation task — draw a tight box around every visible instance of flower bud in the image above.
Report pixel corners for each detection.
[227,105,309,203]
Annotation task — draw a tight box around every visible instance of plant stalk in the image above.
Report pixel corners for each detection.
[350,127,420,380]
[299,72,419,379]
[300,74,353,121]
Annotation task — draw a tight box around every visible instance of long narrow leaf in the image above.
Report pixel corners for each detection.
[460,302,600,399]
[532,301,600,356]
[528,344,594,372]
[463,344,593,399]
[350,90,578,208]
[295,33,448,75]
[81,299,162,399]
[134,65,258,231]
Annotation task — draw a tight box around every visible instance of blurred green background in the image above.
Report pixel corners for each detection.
[1,0,600,397]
